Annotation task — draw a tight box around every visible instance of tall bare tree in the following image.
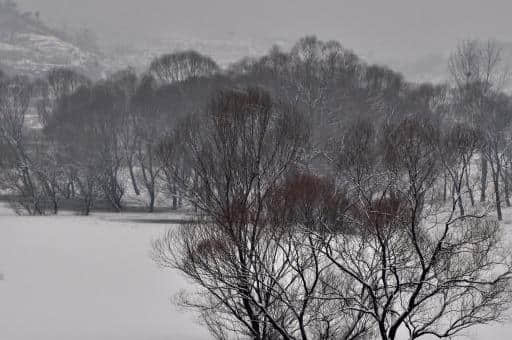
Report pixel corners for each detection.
[154,87,311,339]
[0,75,48,214]
[130,74,166,211]
[449,39,510,205]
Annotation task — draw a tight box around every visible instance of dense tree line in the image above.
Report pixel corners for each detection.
[2,36,512,338]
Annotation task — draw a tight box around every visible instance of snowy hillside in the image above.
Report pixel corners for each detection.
[0,32,104,77]
[0,2,105,78]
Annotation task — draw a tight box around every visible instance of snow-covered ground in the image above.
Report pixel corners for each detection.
[0,203,210,340]
[1,201,512,340]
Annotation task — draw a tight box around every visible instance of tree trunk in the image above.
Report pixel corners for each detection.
[71,180,76,198]
[501,170,511,207]
[493,170,502,221]
[480,157,488,202]
[455,180,465,216]
[128,160,140,196]
[148,188,155,213]
[65,181,72,199]
[83,196,91,216]
[79,178,94,216]
[172,195,178,210]
[443,172,447,202]
[465,167,475,207]
[52,195,58,215]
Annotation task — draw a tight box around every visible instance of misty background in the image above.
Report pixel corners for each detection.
[15,0,512,67]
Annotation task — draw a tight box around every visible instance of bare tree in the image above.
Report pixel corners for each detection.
[313,116,512,340]
[449,39,510,204]
[438,123,481,216]
[272,37,361,147]
[149,50,219,84]
[265,173,375,340]
[479,92,512,220]
[0,75,48,214]
[36,68,90,128]
[154,87,311,339]
[47,80,127,214]
[130,74,165,211]
[316,191,512,340]
[158,117,192,211]
[335,118,380,196]
[111,68,140,197]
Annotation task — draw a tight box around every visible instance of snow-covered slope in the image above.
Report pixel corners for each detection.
[0,32,105,78]
[0,4,105,78]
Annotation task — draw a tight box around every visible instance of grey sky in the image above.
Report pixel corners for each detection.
[15,0,512,61]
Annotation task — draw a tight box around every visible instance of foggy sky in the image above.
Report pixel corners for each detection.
[15,0,512,61]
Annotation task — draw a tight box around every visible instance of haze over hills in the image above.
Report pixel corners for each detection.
[0,0,288,78]
[5,0,512,84]
[0,3,447,84]
[15,0,512,57]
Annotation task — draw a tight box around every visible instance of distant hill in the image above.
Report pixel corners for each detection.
[0,0,105,78]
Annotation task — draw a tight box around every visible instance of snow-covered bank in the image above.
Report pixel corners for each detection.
[0,205,210,340]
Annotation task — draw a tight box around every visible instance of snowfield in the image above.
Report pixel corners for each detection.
[0,204,210,340]
[1,202,512,340]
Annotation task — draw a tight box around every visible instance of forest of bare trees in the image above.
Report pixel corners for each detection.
[2,36,512,339]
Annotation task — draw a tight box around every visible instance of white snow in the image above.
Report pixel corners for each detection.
[0,204,210,340]
[1,201,512,339]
